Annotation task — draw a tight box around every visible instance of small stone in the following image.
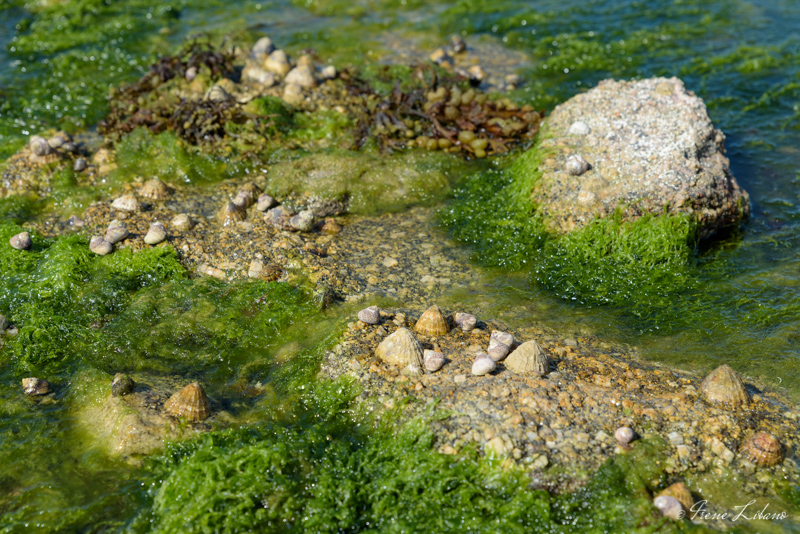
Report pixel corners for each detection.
[251,36,275,57]
[423,349,446,372]
[486,437,508,456]
[467,65,486,82]
[454,312,477,332]
[668,432,684,445]
[471,353,496,376]
[615,426,635,447]
[654,496,684,520]
[358,306,380,325]
[320,65,337,80]
[171,213,195,231]
[111,373,135,397]
[256,194,278,212]
[284,65,317,89]
[568,121,591,135]
[710,437,735,463]
[382,257,399,268]
[9,231,31,250]
[265,50,291,76]
[658,482,694,513]
[74,158,88,172]
[205,84,231,103]
[454,374,467,385]
[530,453,549,470]
[429,48,450,64]
[144,222,167,245]
[289,210,315,232]
[22,377,52,396]
[0,314,9,330]
[89,236,113,255]
[320,218,342,234]
[283,83,304,105]
[185,66,198,81]
[67,215,84,228]
[242,65,276,86]
[105,224,129,245]
[196,264,226,280]
[565,155,590,176]
[450,34,467,54]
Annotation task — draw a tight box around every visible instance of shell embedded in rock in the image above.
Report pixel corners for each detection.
[89,236,113,256]
[565,155,590,176]
[487,339,511,361]
[375,327,424,368]
[740,431,783,467]
[700,364,750,407]
[105,223,129,245]
[171,213,195,231]
[218,201,246,226]
[415,305,450,336]
[657,482,694,513]
[29,136,52,156]
[163,382,211,422]
[615,426,635,447]
[653,496,684,520]
[423,349,446,372]
[10,231,31,251]
[256,194,278,212]
[504,340,549,376]
[357,306,380,325]
[289,210,315,232]
[139,178,172,200]
[111,194,142,212]
[22,377,52,396]
[471,353,496,376]
[144,222,167,245]
[111,373,135,397]
[454,312,477,332]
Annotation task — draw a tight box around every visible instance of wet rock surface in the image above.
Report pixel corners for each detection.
[322,308,800,497]
[532,77,750,238]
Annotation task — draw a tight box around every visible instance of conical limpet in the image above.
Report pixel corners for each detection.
[89,236,113,256]
[504,340,548,376]
[9,231,31,251]
[164,382,211,422]
[415,305,450,336]
[740,431,783,467]
[218,201,246,226]
[375,327,424,368]
[22,377,51,396]
[144,222,167,245]
[139,178,172,200]
[700,364,750,407]
[111,194,142,213]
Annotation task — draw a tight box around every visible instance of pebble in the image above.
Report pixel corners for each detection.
[256,194,278,212]
[382,257,399,268]
[89,236,113,255]
[252,36,275,57]
[144,222,167,245]
[320,218,343,234]
[9,231,31,250]
[454,312,477,332]
[283,83,304,105]
[171,213,195,231]
[289,210,315,232]
[357,306,380,325]
[22,377,52,396]
[565,155,591,176]
[265,50,290,76]
[320,65,337,80]
[653,496,684,520]
[184,66,198,81]
[67,215,84,228]
[242,65,276,87]
[423,349,446,372]
[0,314,8,331]
[467,65,486,83]
[471,353,496,376]
[568,121,591,136]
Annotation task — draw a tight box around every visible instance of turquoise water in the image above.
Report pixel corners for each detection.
[2,0,800,531]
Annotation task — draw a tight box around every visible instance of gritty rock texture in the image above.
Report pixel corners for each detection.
[531,77,750,238]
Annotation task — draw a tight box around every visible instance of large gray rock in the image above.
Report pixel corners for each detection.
[528,77,750,238]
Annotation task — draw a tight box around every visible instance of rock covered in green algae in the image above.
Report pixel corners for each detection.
[526,77,750,239]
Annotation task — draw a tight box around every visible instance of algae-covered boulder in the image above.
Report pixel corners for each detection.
[527,77,750,238]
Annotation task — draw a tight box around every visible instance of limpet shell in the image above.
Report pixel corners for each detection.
[139,178,172,200]
[740,431,783,467]
[504,340,548,376]
[163,382,211,422]
[218,201,246,226]
[111,194,142,213]
[700,364,750,407]
[415,305,450,336]
[375,327,424,368]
